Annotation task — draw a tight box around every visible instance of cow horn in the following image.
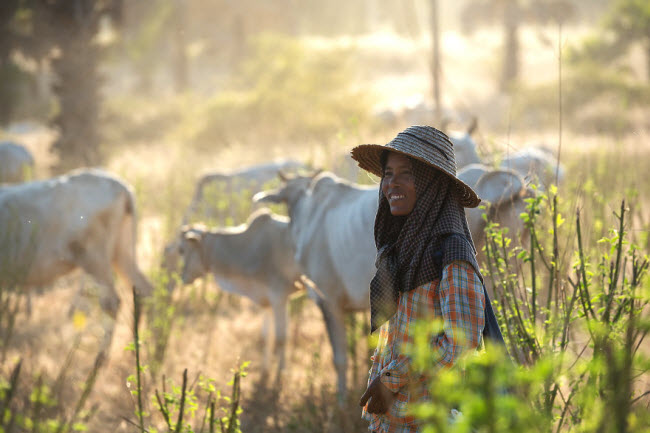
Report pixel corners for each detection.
[184,230,202,242]
[467,116,478,136]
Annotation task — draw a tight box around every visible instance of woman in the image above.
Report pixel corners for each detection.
[351,125,501,432]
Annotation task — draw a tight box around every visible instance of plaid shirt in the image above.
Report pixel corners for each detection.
[362,260,485,433]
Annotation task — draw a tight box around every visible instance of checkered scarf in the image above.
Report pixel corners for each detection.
[370,157,482,333]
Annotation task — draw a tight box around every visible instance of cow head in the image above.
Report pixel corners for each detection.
[160,238,184,293]
[252,170,321,210]
[179,226,208,285]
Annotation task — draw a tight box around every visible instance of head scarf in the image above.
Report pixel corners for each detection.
[370,154,482,333]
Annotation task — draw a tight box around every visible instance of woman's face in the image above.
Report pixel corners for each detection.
[381,152,417,216]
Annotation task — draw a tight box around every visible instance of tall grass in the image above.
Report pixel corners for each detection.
[0,340,103,433]
[126,287,248,433]
[0,212,38,362]
[410,187,650,432]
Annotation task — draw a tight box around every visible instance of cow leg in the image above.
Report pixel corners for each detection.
[270,295,288,377]
[318,299,348,401]
[76,250,119,359]
[114,214,154,298]
[260,308,271,376]
[68,275,88,318]
[115,256,154,298]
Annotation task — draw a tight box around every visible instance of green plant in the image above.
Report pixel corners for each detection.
[0,341,103,433]
[409,192,650,432]
[126,286,248,433]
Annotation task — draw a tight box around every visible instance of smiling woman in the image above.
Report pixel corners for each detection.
[351,125,504,432]
[380,152,417,216]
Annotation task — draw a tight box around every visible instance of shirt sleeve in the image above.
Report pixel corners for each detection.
[432,260,485,369]
[378,260,485,392]
[378,355,410,391]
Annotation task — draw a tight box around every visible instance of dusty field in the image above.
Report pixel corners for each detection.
[2,25,650,433]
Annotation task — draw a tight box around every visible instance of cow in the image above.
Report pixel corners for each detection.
[0,141,35,183]
[447,119,482,169]
[0,168,154,359]
[162,159,309,289]
[499,146,564,191]
[458,164,534,268]
[182,158,309,226]
[254,167,534,397]
[178,208,303,376]
[254,172,378,398]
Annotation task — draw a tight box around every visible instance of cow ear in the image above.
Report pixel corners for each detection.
[278,170,292,182]
[253,189,282,204]
[183,231,202,243]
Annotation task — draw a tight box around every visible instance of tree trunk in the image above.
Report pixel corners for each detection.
[172,0,188,93]
[500,3,519,91]
[0,0,20,126]
[50,1,103,173]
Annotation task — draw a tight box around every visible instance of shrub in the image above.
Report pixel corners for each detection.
[409,191,650,432]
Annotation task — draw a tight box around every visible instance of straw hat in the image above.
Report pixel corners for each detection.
[350,125,481,208]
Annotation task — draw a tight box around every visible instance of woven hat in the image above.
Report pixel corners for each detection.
[350,125,481,208]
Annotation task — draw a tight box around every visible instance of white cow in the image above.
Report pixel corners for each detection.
[183,159,308,225]
[254,167,534,397]
[0,168,153,357]
[448,120,482,169]
[178,208,303,375]
[0,141,35,183]
[458,164,533,267]
[499,146,564,190]
[254,172,378,398]
[163,159,309,289]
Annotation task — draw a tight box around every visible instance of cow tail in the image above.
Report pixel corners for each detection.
[121,186,138,266]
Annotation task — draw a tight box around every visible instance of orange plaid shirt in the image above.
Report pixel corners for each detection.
[362,260,485,433]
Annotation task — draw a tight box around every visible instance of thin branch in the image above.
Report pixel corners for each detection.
[120,416,152,433]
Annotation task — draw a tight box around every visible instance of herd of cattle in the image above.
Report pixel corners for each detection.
[0,130,563,397]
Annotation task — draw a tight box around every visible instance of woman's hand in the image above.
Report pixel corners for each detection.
[359,376,397,414]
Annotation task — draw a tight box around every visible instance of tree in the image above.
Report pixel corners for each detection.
[460,0,575,91]
[1,0,122,171]
[0,0,48,126]
[570,0,650,81]
[0,0,22,126]
[30,0,123,172]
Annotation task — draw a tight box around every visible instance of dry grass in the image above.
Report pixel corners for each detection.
[5,129,647,432]
[5,278,371,432]
[2,26,649,433]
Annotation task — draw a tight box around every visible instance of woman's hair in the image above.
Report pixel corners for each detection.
[379,150,389,174]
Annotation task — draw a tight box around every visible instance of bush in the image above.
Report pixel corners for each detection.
[510,63,650,134]
[409,191,650,432]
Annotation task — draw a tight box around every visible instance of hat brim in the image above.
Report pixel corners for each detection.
[350,144,481,208]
